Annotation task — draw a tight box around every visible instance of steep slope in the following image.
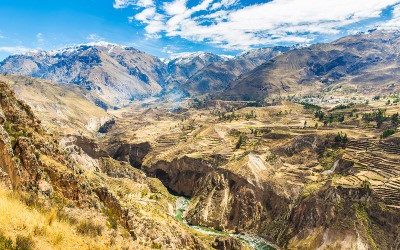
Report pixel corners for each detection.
[0,43,168,107]
[167,52,226,84]
[223,31,400,102]
[0,79,216,249]
[0,75,109,136]
[100,102,400,249]
[183,47,289,95]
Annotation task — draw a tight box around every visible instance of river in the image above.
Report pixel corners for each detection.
[175,197,277,250]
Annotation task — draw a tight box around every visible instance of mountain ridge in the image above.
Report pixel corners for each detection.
[1,30,400,107]
[0,43,291,107]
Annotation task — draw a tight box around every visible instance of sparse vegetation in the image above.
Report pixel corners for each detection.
[319,148,344,170]
[76,220,103,237]
[362,109,387,128]
[0,186,120,249]
[300,102,321,110]
[391,113,399,127]
[235,134,246,149]
[0,232,13,250]
[381,129,396,139]
[104,208,119,230]
[334,132,348,146]
[244,110,256,120]
[330,104,353,111]
[15,235,34,250]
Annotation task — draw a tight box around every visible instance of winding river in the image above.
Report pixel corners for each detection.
[175,197,277,250]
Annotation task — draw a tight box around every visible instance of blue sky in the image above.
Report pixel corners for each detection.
[0,0,400,60]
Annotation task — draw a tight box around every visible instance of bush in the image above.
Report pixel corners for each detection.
[15,235,34,250]
[300,102,321,110]
[391,113,399,127]
[151,242,162,249]
[381,129,396,139]
[334,132,348,145]
[77,221,103,237]
[235,134,246,149]
[330,104,352,111]
[0,233,13,250]
[314,110,325,121]
[373,95,380,100]
[362,109,388,128]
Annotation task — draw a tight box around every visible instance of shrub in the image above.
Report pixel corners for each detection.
[151,242,162,249]
[15,235,34,250]
[362,109,388,128]
[314,110,325,121]
[330,104,352,111]
[300,102,321,110]
[104,208,118,230]
[244,110,256,120]
[381,129,396,139]
[391,113,399,127]
[77,221,103,237]
[373,95,380,100]
[235,134,246,149]
[0,233,13,250]
[334,132,348,145]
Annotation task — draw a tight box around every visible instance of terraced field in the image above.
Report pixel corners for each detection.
[344,139,400,208]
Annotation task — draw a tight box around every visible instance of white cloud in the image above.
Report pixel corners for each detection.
[379,4,400,30]
[134,7,165,35]
[0,46,34,54]
[211,0,237,10]
[114,0,135,8]
[114,0,153,8]
[118,0,400,50]
[163,0,187,15]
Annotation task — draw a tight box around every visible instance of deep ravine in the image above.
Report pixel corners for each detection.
[175,197,278,250]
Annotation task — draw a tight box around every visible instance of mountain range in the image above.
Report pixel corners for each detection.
[1,30,400,107]
[222,30,400,102]
[0,42,289,107]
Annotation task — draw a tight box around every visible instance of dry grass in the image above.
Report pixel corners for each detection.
[0,186,134,250]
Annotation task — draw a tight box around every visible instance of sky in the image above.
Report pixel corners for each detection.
[0,0,400,60]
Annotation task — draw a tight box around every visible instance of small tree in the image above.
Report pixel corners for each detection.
[334,132,348,146]
[381,129,396,139]
[314,110,325,121]
[391,113,399,128]
[337,114,345,123]
[235,134,245,149]
[375,109,386,128]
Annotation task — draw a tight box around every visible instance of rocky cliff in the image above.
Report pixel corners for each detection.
[0,79,216,249]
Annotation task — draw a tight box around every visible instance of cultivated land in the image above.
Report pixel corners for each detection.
[93,92,400,248]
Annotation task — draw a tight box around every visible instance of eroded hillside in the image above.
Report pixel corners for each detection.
[95,96,400,249]
[0,78,225,249]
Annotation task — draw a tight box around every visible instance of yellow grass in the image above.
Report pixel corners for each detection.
[0,186,129,250]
